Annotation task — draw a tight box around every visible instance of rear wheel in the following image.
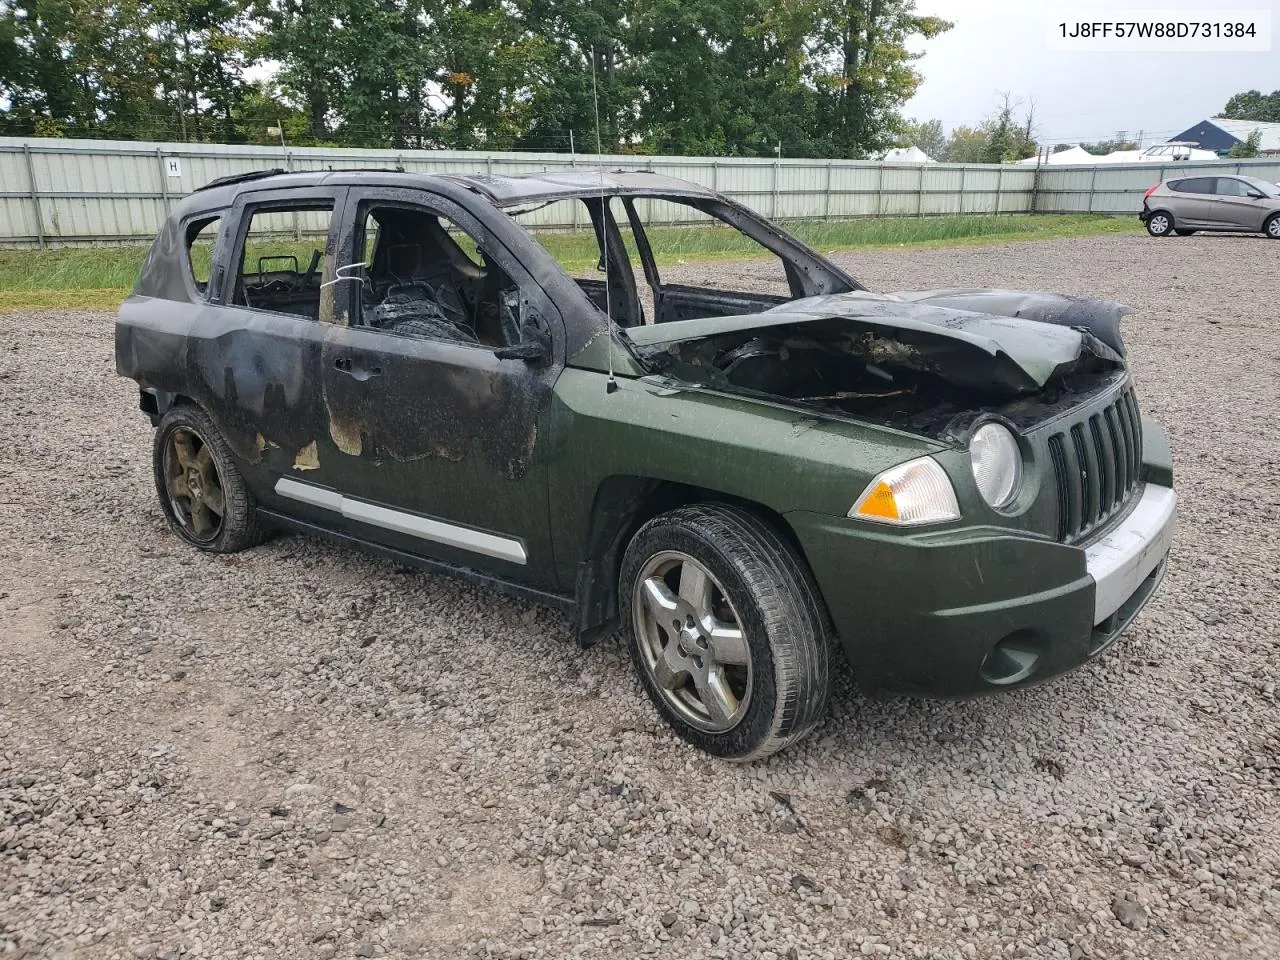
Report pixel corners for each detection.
[153,405,267,553]
[620,504,830,761]
[1265,213,1280,240]
[1146,211,1174,237]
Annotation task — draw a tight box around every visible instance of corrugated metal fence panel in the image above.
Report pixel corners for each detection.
[6,136,1280,244]
[1034,160,1280,213]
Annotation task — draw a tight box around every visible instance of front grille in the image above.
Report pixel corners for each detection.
[1047,386,1143,542]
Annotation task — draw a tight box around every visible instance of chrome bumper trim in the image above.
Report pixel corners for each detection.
[1085,483,1176,624]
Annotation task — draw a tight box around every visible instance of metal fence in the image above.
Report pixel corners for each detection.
[3,136,1280,247]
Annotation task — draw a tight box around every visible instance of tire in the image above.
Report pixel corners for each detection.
[620,503,831,761]
[1265,213,1280,240]
[1172,229,1197,236]
[1145,211,1174,237]
[153,405,267,553]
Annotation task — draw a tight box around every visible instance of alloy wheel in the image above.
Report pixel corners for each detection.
[632,550,753,733]
[1149,214,1170,235]
[162,426,225,542]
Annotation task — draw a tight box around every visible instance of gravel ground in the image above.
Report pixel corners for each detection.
[2,232,1278,960]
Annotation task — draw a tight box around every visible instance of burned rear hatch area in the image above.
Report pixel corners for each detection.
[624,294,1127,440]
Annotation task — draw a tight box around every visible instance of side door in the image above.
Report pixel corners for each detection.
[1211,177,1269,230]
[290,188,563,589]
[189,186,349,510]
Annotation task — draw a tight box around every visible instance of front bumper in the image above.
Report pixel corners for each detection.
[788,423,1176,698]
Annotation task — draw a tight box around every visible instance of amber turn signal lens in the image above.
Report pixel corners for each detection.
[849,456,961,526]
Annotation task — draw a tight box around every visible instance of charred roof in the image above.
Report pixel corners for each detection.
[184,167,714,209]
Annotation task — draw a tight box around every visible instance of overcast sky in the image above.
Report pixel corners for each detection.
[905,0,1279,145]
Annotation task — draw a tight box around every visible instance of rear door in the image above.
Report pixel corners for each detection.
[193,186,348,509]
[1212,177,1270,230]
[1164,177,1216,227]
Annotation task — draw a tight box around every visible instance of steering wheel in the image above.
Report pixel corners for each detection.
[259,277,295,296]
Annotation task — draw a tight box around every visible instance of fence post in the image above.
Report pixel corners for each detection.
[824,161,833,220]
[875,164,885,217]
[155,148,172,213]
[958,165,966,215]
[1087,165,1098,213]
[712,159,719,193]
[917,164,925,217]
[22,143,46,249]
[772,159,779,219]
[995,166,1003,215]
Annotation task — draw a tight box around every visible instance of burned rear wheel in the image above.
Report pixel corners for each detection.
[153,405,266,553]
[620,504,830,761]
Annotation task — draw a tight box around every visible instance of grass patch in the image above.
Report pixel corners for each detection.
[0,214,1137,311]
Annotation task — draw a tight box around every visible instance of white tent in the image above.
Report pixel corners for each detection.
[881,145,936,163]
[1022,142,1221,165]
[1018,146,1097,165]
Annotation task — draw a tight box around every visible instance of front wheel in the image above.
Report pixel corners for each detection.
[1146,211,1174,237]
[620,504,831,761]
[1265,213,1280,240]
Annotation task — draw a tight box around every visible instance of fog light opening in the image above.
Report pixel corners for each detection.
[980,631,1044,686]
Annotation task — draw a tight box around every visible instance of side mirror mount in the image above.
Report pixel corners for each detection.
[494,335,548,363]
[494,309,551,364]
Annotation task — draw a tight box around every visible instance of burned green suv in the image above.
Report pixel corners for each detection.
[116,169,1176,759]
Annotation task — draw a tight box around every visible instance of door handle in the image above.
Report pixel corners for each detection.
[333,356,382,381]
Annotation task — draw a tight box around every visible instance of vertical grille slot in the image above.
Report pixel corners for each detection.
[1089,415,1114,510]
[1070,423,1097,529]
[1048,434,1070,542]
[1046,386,1144,543]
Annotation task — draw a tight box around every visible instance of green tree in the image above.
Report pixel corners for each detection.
[1222,89,1280,123]
[977,92,1035,163]
[148,0,257,142]
[437,0,553,150]
[517,0,639,152]
[629,0,816,157]
[900,117,943,158]
[808,0,952,157]
[1227,129,1263,158]
[942,124,984,163]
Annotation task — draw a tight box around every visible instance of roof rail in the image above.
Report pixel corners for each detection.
[194,168,288,192]
[322,166,407,174]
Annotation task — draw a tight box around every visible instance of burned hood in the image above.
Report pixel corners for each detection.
[622,291,1125,396]
[890,288,1131,357]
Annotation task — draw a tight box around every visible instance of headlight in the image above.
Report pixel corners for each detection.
[970,423,1022,509]
[850,456,960,525]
